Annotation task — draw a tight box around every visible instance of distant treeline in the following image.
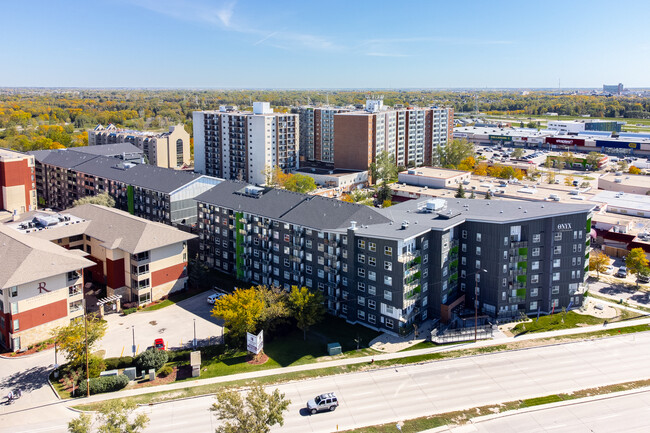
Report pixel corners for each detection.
[1,89,649,152]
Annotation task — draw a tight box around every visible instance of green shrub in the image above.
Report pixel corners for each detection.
[77,374,129,396]
[88,355,106,378]
[104,356,134,370]
[166,349,190,363]
[135,348,168,372]
[158,365,173,377]
[122,307,137,315]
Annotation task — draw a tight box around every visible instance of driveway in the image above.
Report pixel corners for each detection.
[98,290,224,358]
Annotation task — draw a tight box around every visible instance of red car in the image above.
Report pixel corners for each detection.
[154,338,166,350]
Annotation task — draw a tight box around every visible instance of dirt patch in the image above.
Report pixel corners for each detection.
[247,353,269,365]
[149,321,158,326]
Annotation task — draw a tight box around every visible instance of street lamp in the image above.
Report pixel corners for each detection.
[474,269,487,342]
[82,299,90,398]
[131,326,136,357]
[193,318,197,348]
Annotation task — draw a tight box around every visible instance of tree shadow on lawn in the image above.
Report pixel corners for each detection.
[263,331,327,367]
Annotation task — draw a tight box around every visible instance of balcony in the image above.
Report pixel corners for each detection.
[398,250,421,263]
[404,264,420,278]
[510,241,528,249]
[508,296,526,304]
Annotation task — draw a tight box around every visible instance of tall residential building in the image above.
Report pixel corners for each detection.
[333,100,453,171]
[193,102,299,185]
[195,181,593,335]
[0,148,37,215]
[88,124,191,169]
[292,106,350,163]
[603,83,624,95]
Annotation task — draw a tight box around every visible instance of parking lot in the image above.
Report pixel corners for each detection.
[97,290,224,358]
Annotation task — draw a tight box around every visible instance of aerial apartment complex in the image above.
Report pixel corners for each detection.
[193,102,299,185]
[195,181,593,335]
[29,148,221,226]
[291,106,351,163]
[1,204,195,351]
[0,148,37,215]
[334,100,454,171]
[89,124,191,169]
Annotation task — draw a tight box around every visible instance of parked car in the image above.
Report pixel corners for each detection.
[154,338,166,351]
[638,273,650,283]
[616,266,628,278]
[602,265,615,275]
[207,292,225,304]
[307,393,339,414]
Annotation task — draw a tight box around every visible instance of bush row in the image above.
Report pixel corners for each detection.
[77,374,129,396]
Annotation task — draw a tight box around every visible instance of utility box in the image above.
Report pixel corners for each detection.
[100,369,118,377]
[327,343,342,356]
[123,367,137,381]
[149,368,155,381]
[191,350,201,378]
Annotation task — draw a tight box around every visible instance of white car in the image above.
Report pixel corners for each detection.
[207,292,225,304]
[602,265,615,275]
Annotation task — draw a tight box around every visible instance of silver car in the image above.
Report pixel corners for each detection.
[307,392,339,414]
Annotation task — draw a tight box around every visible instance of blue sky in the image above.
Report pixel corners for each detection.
[2,0,649,88]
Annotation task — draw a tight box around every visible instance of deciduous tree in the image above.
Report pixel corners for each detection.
[68,400,149,433]
[73,192,115,208]
[212,287,265,340]
[52,315,107,368]
[287,286,325,340]
[211,384,290,433]
[283,173,317,193]
[625,248,650,288]
[589,250,610,278]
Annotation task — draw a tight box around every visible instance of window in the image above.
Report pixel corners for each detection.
[552,298,559,308]
[423,254,428,264]
[368,257,376,267]
[462,243,467,252]
[573,244,577,253]
[368,271,376,281]
[476,233,482,242]
[461,269,466,278]
[342,277,348,286]
[368,299,376,310]
[357,310,365,320]
[423,268,428,277]
[475,260,481,269]
[284,246,290,255]
[306,252,312,261]
[502,278,507,287]
[342,235,347,245]
[284,234,290,242]
[13,319,19,332]
[461,257,466,266]
[384,290,392,301]
[284,271,291,280]
[306,265,312,275]
[368,314,376,324]
[368,285,376,295]
[357,296,365,306]
[318,256,324,265]
[531,261,539,270]
[462,230,467,239]
[554,246,562,255]
[531,274,539,283]
[342,304,348,314]
[532,248,540,257]
[318,269,325,278]
[384,275,392,286]
[476,246,481,256]
[342,263,348,272]
[554,232,562,241]
[503,251,508,260]
[553,258,561,268]
[357,254,365,264]
[533,234,541,243]
[530,301,538,311]
[358,268,365,277]
[284,259,290,267]
[572,257,577,266]
[11,303,18,314]
[553,272,560,281]
[552,286,560,295]
[386,319,394,329]
[423,240,428,249]
[384,261,392,271]
[10,286,17,297]
[306,278,312,288]
[369,242,376,252]
[530,288,538,297]
[317,243,324,252]
[384,246,392,256]
[504,236,509,246]
[306,240,312,249]
[358,239,365,249]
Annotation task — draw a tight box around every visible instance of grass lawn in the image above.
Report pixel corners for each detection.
[398,340,464,352]
[140,289,205,312]
[511,311,604,335]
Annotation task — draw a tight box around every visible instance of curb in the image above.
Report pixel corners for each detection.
[0,347,54,360]
[47,371,62,401]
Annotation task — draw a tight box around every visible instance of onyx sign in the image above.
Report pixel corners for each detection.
[557,223,572,231]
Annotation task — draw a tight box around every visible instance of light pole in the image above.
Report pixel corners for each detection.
[193,318,197,348]
[131,326,136,357]
[474,269,487,342]
[82,299,90,398]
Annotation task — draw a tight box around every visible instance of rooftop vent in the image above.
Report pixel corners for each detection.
[350,221,357,230]
[401,221,409,230]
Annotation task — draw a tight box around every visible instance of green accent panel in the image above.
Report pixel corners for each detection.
[235,212,245,280]
[450,259,459,268]
[450,246,459,254]
[517,275,527,283]
[518,247,528,256]
[586,218,592,232]
[516,288,526,297]
[518,261,527,269]
[127,185,134,215]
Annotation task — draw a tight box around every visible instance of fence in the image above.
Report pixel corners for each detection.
[430,324,494,344]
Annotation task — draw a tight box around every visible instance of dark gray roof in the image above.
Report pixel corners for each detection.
[30,149,201,194]
[195,181,307,219]
[69,143,143,157]
[281,195,391,229]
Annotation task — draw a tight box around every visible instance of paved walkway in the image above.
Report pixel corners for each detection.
[63,313,650,408]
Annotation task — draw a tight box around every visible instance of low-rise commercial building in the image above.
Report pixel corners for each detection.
[592,191,650,218]
[294,167,368,194]
[195,181,593,335]
[598,172,650,195]
[89,124,191,169]
[0,148,37,215]
[397,167,471,189]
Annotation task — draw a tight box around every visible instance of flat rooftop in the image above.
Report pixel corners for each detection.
[295,167,365,177]
[0,148,31,161]
[600,173,650,188]
[399,167,470,179]
[592,191,650,213]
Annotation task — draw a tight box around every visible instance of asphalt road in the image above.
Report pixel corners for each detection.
[97,290,224,358]
[443,388,650,433]
[6,331,650,433]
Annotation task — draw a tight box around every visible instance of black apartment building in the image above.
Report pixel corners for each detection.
[195,181,594,335]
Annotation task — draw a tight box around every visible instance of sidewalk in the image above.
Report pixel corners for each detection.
[63,313,650,408]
